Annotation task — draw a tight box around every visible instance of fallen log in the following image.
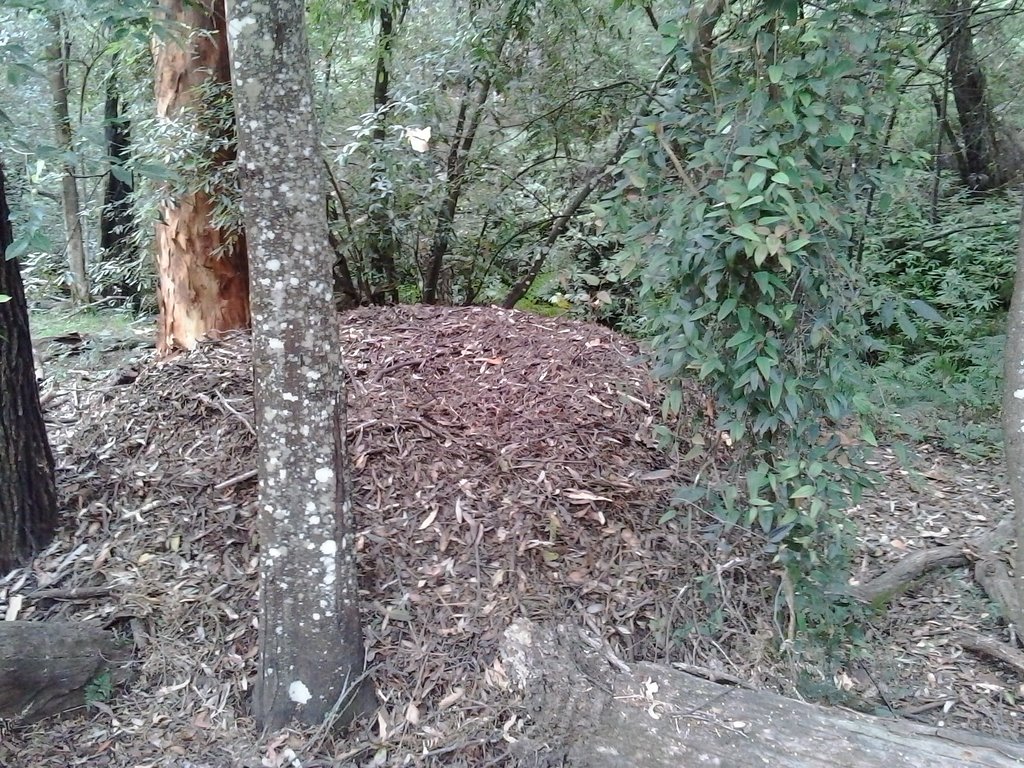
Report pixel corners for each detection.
[0,621,132,723]
[501,619,1024,768]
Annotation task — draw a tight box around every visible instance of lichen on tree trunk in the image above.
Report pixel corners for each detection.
[225,0,371,732]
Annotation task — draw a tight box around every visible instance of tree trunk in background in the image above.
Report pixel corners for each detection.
[421,8,523,305]
[225,0,371,731]
[100,58,136,274]
[366,2,401,304]
[154,0,248,354]
[1002,200,1024,620]
[0,159,58,574]
[937,1,1018,190]
[46,13,90,305]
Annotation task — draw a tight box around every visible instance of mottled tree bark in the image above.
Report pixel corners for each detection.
[154,0,249,353]
[1002,199,1024,616]
[225,0,371,731]
[46,13,90,305]
[0,160,58,574]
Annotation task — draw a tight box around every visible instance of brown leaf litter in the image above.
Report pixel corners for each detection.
[0,304,1021,766]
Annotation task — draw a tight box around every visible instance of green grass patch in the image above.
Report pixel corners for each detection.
[29,308,141,340]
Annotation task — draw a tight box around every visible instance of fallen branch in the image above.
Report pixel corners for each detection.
[974,557,1024,639]
[501,619,1024,768]
[850,515,1014,604]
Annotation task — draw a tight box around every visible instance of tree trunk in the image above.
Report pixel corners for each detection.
[0,159,58,574]
[421,11,522,305]
[937,1,1017,190]
[154,0,249,354]
[100,58,135,271]
[46,13,90,305]
[421,88,485,305]
[1002,199,1024,618]
[367,3,401,305]
[225,0,371,731]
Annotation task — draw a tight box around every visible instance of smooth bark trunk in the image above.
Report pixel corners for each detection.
[46,13,89,305]
[226,0,371,731]
[100,59,135,272]
[1002,199,1024,618]
[367,3,400,304]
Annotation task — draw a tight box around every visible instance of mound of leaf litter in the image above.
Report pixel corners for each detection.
[1,304,1020,766]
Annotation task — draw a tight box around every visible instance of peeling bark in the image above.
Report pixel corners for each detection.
[154,0,249,354]
[225,0,371,731]
[0,159,58,574]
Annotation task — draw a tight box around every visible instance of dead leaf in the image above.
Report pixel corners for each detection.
[564,489,612,503]
[418,508,438,530]
[405,701,420,725]
[438,687,464,709]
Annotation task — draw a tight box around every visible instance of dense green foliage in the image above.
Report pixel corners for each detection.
[860,180,1019,454]
[596,1,912,636]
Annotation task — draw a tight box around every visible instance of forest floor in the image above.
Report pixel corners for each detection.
[1,304,1021,766]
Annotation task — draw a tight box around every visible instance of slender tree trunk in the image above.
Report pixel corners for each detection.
[100,58,136,293]
[0,159,58,574]
[46,13,90,305]
[936,0,1015,190]
[500,56,676,309]
[1002,200,1024,613]
[421,81,491,304]
[225,0,371,731]
[367,3,401,305]
[421,4,527,305]
[154,0,249,353]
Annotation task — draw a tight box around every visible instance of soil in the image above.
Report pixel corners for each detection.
[0,304,1021,767]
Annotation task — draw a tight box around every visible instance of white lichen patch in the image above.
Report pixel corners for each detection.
[1014,389,1024,399]
[288,680,311,705]
[314,467,334,483]
[227,15,257,41]
[320,540,337,556]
